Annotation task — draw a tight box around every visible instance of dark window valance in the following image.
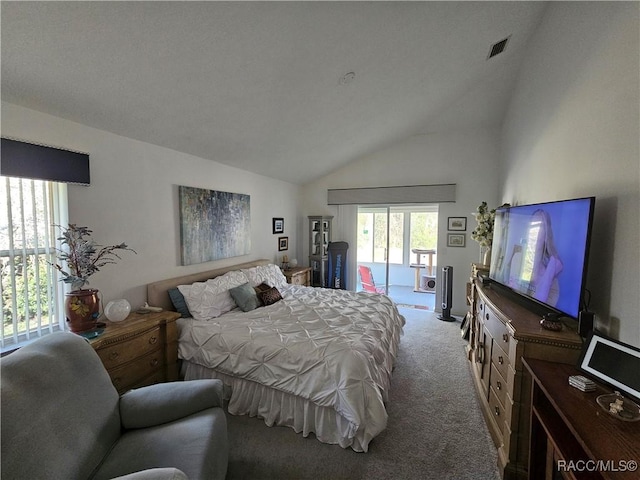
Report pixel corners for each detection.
[1,137,90,185]
[327,184,456,205]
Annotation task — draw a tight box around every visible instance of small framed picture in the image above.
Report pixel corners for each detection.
[448,217,467,231]
[278,236,289,251]
[272,218,284,234]
[447,233,466,247]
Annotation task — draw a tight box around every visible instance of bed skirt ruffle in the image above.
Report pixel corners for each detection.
[182,361,373,452]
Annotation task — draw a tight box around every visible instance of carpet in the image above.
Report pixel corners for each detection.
[225,308,500,480]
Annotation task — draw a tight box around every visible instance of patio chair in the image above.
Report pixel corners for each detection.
[358,265,386,294]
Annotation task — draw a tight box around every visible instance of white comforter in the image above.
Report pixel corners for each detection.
[178,285,405,451]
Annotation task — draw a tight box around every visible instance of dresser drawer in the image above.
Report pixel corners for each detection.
[96,327,161,370]
[285,268,311,286]
[129,370,166,392]
[491,339,510,381]
[490,362,508,408]
[484,307,512,358]
[108,349,164,393]
[290,273,306,285]
[488,387,506,441]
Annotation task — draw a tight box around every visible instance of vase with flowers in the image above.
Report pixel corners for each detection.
[51,225,135,333]
[471,202,509,266]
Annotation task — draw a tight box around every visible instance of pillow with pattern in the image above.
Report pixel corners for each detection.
[258,286,283,306]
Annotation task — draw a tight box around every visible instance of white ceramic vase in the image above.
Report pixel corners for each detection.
[483,247,492,267]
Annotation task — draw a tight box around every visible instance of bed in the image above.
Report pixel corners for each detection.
[147,259,405,452]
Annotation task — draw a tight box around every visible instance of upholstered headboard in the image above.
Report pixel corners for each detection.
[147,259,271,312]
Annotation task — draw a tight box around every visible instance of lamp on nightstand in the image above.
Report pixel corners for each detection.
[104,299,131,322]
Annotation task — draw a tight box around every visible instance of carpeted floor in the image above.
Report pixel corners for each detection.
[225,307,500,480]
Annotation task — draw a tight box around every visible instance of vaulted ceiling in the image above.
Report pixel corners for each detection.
[1,1,548,184]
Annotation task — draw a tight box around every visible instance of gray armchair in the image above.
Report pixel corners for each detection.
[1,332,228,480]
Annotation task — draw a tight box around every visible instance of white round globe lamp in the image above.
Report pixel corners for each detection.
[104,299,131,322]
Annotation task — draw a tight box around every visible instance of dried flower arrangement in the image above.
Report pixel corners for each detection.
[51,224,136,291]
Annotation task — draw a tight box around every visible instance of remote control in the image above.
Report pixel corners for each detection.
[569,375,594,385]
[568,375,596,391]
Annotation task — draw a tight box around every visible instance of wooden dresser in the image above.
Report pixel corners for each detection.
[283,266,312,286]
[90,310,181,394]
[466,272,584,480]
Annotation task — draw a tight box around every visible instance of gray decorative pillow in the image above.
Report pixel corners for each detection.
[168,288,192,318]
[229,282,261,312]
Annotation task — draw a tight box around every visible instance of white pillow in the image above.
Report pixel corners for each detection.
[206,269,250,292]
[241,264,288,288]
[178,270,249,321]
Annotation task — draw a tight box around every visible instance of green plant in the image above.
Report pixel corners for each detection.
[51,224,136,291]
[1,255,53,330]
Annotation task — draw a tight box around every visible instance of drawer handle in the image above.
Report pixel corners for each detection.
[109,351,119,360]
[486,313,489,321]
[150,358,159,367]
[149,336,158,345]
[498,356,504,365]
[479,304,483,311]
[495,406,500,416]
[496,381,502,390]
[502,333,509,343]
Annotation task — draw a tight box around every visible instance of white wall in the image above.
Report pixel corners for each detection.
[2,102,300,309]
[501,2,639,345]
[301,128,501,316]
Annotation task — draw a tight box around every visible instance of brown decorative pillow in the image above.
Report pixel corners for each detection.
[258,286,282,306]
[254,282,272,306]
[254,282,272,294]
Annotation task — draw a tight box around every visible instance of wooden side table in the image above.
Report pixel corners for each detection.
[89,310,181,394]
[524,357,640,480]
[283,266,312,286]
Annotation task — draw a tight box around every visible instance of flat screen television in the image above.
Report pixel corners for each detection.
[489,197,595,319]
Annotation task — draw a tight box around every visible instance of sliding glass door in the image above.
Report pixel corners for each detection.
[356,205,438,306]
[357,207,404,294]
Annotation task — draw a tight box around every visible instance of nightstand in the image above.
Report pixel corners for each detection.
[283,266,312,286]
[89,310,181,394]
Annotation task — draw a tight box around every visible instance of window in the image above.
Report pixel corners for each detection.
[410,211,438,252]
[358,207,438,265]
[0,176,68,350]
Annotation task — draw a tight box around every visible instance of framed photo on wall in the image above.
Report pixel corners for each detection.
[278,236,289,251]
[448,217,467,231]
[447,233,466,247]
[273,218,284,234]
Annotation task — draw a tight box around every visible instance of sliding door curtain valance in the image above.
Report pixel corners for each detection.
[327,184,456,205]
[1,137,90,185]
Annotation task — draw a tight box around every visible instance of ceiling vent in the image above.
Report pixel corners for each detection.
[487,36,511,60]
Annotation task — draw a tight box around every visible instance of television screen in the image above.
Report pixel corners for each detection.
[489,197,595,319]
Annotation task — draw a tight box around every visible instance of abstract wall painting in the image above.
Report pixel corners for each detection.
[179,185,251,265]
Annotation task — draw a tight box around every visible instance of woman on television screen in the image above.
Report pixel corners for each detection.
[507,209,563,305]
